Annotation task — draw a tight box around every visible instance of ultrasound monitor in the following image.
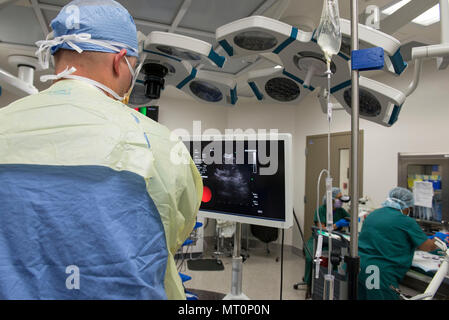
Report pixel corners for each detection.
[183,134,293,229]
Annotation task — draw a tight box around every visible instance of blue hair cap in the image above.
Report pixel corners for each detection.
[50,0,138,57]
[382,187,414,210]
[322,187,342,205]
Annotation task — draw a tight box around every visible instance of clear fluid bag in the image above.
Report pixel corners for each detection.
[316,0,342,64]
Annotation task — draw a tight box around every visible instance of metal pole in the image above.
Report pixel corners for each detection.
[347,0,361,300]
[223,222,249,300]
[441,0,449,44]
[234,222,242,258]
[231,223,243,297]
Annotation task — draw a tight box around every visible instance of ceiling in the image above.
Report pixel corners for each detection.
[0,0,444,97]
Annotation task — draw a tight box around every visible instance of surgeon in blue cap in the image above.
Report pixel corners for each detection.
[358,187,447,300]
[0,0,203,300]
[35,0,142,101]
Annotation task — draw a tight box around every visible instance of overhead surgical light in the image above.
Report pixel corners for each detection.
[137,31,226,101]
[247,67,313,104]
[144,31,225,68]
[217,15,347,93]
[0,55,39,98]
[216,15,312,58]
[405,0,449,97]
[128,73,152,107]
[319,76,406,127]
[178,69,238,106]
[276,34,350,92]
[339,19,407,75]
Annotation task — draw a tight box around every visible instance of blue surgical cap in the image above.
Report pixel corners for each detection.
[50,0,138,57]
[322,187,342,205]
[382,187,414,210]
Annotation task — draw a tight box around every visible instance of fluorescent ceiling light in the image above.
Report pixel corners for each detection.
[382,0,411,15]
[412,4,440,26]
[382,1,440,26]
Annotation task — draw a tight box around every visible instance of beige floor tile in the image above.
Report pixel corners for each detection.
[180,244,307,300]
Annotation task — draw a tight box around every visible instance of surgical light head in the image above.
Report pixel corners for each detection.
[247,67,314,104]
[178,70,238,106]
[128,74,152,107]
[216,16,312,58]
[339,19,407,75]
[319,76,406,127]
[279,41,350,94]
[144,31,225,68]
[133,31,227,102]
[142,63,169,100]
[127,52,194,107]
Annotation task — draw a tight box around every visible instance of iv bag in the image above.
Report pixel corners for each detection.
[316,0,342,63]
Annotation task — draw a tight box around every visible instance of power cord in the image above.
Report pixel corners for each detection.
[293,209,313,258]
[280,228,284,300]
[280,209,312,300]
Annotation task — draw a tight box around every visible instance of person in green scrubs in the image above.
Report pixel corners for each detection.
[358,187,442,300]
[303,187,350,298]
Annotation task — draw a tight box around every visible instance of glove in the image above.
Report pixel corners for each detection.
[435,232,449,243]
[335,219,350,229]
[429,232,449,242]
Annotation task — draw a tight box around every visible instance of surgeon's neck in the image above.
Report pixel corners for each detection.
[53,50,125,100]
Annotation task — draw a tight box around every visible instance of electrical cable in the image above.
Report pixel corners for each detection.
[280,228,284,300]
[293,209,314,259]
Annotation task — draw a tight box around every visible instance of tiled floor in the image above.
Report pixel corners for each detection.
[179,243,308,300]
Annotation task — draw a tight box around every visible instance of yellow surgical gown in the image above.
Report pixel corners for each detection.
[0,79,203,299]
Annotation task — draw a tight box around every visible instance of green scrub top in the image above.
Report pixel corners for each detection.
[358,206,428,300]
[314,205,350,226]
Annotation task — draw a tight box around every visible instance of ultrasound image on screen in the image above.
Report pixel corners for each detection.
[184,140,286,221]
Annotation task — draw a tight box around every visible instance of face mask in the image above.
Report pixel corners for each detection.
[402,207,412,216]
[122,53,147,105]
[334,198,343,209]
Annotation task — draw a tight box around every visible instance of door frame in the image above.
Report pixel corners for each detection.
[303,130,364,241]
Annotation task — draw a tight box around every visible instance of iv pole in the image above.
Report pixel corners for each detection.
[345,0,361,301]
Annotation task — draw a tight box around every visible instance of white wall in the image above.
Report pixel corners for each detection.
[158,87,228,133]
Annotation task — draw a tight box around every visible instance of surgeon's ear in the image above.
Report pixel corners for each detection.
[113,49,128,76]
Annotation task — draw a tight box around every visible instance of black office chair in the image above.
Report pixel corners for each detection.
[250,225,279,261]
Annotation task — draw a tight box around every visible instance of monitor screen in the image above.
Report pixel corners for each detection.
[183,134,293,229]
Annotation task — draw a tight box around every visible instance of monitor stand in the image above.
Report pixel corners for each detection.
[223,222,250,300]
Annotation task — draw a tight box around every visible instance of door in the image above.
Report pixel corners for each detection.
[304,131,364,241]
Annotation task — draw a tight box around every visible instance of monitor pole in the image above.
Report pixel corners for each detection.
[223,222,250,300]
